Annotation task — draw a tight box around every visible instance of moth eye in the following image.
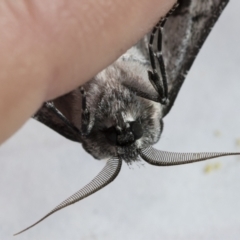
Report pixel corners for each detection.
[105,126,117,145]
[130,121,143,140]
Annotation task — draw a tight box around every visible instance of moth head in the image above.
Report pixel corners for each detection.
[105,120,143,146]
[81,78,164,163]
[103,116,150,163]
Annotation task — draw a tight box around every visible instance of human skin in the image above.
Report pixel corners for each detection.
[0,0,176,144]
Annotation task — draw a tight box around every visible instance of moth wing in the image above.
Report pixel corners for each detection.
[34,0,229,139]
[137,0,229,117]
[34,89,82,142]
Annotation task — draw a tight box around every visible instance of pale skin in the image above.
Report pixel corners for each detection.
[0,0,176,144]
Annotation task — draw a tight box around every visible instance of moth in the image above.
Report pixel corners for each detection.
[15,0,239,235]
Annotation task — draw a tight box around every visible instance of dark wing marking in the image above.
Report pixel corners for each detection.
[137,0,229,117]
[34,89,82,142]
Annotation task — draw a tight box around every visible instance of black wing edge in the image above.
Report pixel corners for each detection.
[33,90,82,143]
[162,0,229,116]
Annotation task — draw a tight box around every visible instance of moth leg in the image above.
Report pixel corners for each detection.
[44,102,81,135]
[148,22,166,104]
[155,19,169,101]
[148,2,179,105]
[80,87,90,135]
[156,2,179,96]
